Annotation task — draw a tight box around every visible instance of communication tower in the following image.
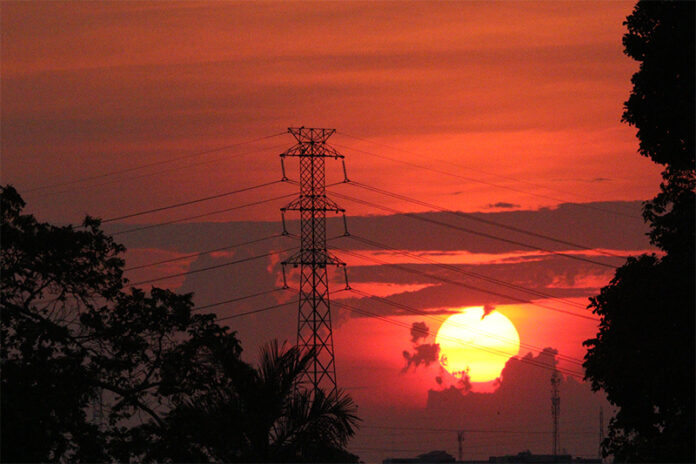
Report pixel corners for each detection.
[457,431,465,462]
[599,406,604,462]
[551,370,561,456]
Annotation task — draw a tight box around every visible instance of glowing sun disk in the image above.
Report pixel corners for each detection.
[435,307,520,383]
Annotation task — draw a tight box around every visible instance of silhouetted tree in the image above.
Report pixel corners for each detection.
[138,341,361,462]
[1,186,361,462]
[583,1,695,462]
[1,185,245,461]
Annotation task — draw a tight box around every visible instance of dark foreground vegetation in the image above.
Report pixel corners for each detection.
[1,185,360,463]
[583,1,695,462]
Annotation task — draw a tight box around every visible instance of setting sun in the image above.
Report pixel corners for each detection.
[436,307,520,383]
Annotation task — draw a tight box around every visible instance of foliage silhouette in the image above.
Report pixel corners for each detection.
[1,185,360,462]
[583,1,695,462]
[138,341,360,462]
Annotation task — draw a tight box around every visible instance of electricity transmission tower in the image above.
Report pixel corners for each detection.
[551,370,561,456]
[280,127,349,398]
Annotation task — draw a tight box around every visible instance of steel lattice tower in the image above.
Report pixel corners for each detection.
[551,370,561,456]
[280,127,348,398]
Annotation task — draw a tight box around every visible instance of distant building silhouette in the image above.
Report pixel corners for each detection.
[488,451,600,463]
[383,450,600,464]
[384,450,455,463]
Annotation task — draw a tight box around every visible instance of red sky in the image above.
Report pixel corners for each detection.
[2,1,661,462]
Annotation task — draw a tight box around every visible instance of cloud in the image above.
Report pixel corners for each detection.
[424,348,610,453]
[403,321,441,373]
[487,202,521,209]
[100,204,640,322]
[410,321,429,343]
[402,343,440,372]
[482,304,495,319]
[349,346,612,461]
[97,200,647,256]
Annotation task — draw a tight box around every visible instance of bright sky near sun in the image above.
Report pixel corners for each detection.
[1,1,659,461]
[436,307,520,383]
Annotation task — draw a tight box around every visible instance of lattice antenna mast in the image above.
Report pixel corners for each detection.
[599,406,604,462]
[551,370,561,456]
[457,431,465,462]
[279,127,349,398]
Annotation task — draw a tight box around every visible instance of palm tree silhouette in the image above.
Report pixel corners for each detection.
[144,340,360,462]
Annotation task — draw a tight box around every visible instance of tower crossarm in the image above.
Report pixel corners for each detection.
[281,195,344,213]
[281,143,344,160]
[282,249,345,267]
[285,127,338,145]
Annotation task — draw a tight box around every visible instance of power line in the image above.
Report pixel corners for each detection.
[347,234,589,311]
[334,246,599,322]
[361,424,595,435]
[29,143,289,201]
[129,247,296,286]
[336,299,585,379]
[320,282,560,374]
[195,288,288,311]
[103,180,283,223]
[345,286,586,367]
[348,288,585,367]
[213,288,349,322]
[112,192,296,236]
[25,132,287,193]
[348,181,628,261]
[331,190,617,270]
[217,300,295,322]
[334,133,641,221]
[334,246,592,366]
[332,299,584,379]
[124,234,284,271]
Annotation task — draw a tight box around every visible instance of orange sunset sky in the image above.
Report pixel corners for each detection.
[2,1,662,461]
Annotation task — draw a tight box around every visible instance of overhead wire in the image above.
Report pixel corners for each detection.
[194,288,289,312]
[112,192,296,236]
[287,176,622,268]
[29,142,289,200]
[267,263,586,367]
[336,300,585,379]
[331,298,584,379]
[345,282,587,365]
[214,288,349,322]
[345,286,586,367]
[129,247,296,286]
[25,131,287,194]
[217,300,296,322]
[331,190,617,270]
[103,180,283,223]
[347,180,628,261]
[124,234,285,272]
[333,245,598,322]
[360,424,595,435]
[334,133,641,221]
[324,288,572,378]
[346,234,589,311]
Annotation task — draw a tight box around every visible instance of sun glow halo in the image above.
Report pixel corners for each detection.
[435,307,520,383]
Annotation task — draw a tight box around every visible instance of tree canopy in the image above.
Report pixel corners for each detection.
[622,0,694,171]
[1,185,359,463]
[583,1,695,462]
